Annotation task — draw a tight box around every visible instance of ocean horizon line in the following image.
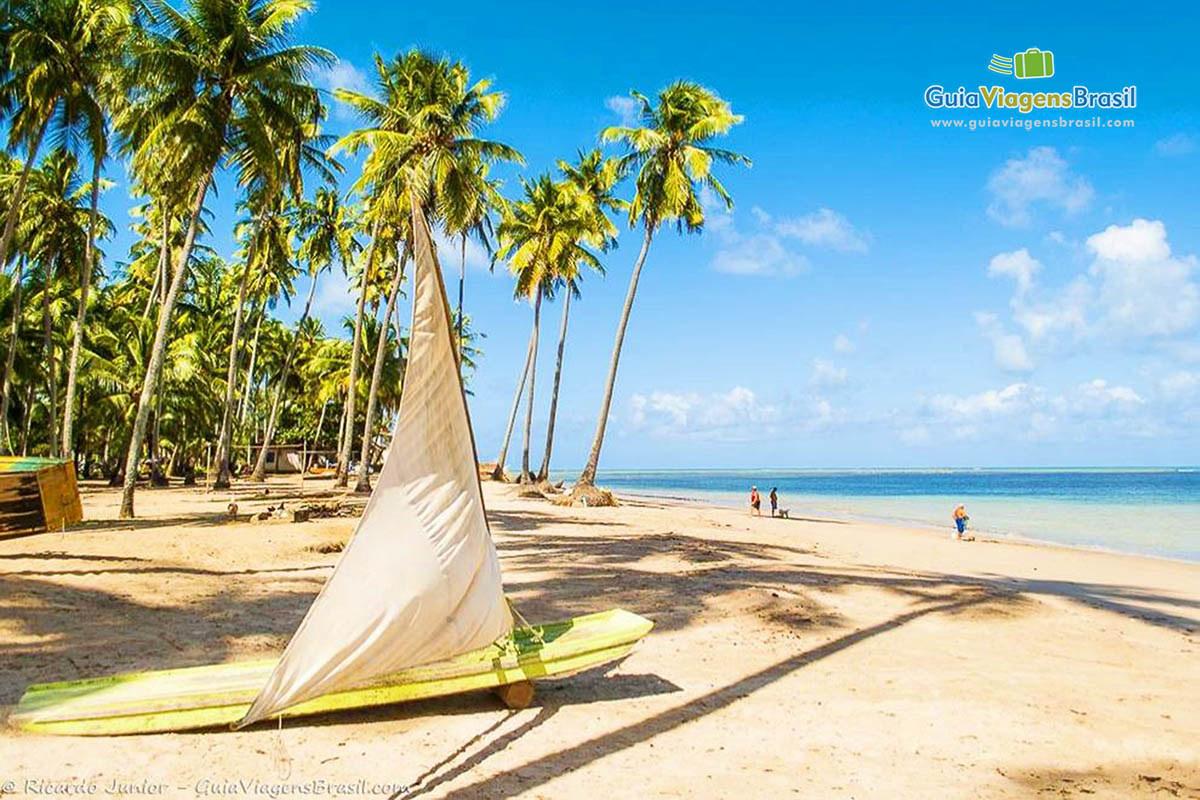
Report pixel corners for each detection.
[550,466,1200,475]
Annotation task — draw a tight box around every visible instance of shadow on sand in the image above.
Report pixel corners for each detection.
[1,492,1196,796]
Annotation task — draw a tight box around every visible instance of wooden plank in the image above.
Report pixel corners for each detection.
[493,680,535,709]
[36,461,83,531]
[0,472,46,534]
[10,609,653,735]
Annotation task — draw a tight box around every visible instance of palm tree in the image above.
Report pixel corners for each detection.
[451,310,483,387]
[0,253,27,452]
[354,216,410,492]
[330,48,521,487]
[353,252,406,492]
[212,110,338,488]
[238,207,301,450]
[57,0,133,459]
[488,336,532,481]
[332,209,380,486]
[441,158,503,367]
[0,0,131,276]
[211,191,295,487]
[250,188,355,482]
[113,0,330,517]
[0,155,34,451]
[574,83,749,496]
[535,151,623,481]
[496,174,600,483]
[21,149,105,457]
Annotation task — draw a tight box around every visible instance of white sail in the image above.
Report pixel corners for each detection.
[237,196,511,728]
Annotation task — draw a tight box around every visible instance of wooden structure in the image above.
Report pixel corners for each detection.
[249,443,303,474]
[0,457,83,536]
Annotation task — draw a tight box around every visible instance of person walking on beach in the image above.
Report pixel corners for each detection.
[953,504,970,541]
[769,487,778,517]
[750,486,761,516]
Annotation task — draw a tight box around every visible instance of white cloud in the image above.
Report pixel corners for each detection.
[909,379,1154,443]
[809,359,848,388]
[317,59,370,121]
[1068,379,1144,414]
[774,208,870,253]
[434,228,493,273]
[1160,371,1199,398]
[988,248,1041,295]
[703,191,807,278]
[985,219,1199,354]
[928,382,1033,420]
[986,146,1094,227]
[710,233,810,277]
[1086,217,1171,262]
[605,95,639,126]
[627,386,849,440]
[1010,276,1092,343]
[1154,133,1196,158]
[1085,219,1199,338]
[629,386,781,440]
[974,311,1034,372]
[833,334,856,354]
[990,332,1034,372]
[704,191,868,278]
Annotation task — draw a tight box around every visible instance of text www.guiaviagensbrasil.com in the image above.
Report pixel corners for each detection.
[931,116,1134,131]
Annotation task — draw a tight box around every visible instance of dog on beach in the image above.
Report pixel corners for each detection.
[778,509,789,519]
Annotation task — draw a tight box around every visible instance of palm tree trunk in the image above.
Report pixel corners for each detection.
[41,255,60,458]
[578,224,654,487]
[538,290,571,481]
[250,267,322,482]
[334,393,349,470]
[1,256,25,453]
[355,252,407,492]
[335,218,382,488]
[490,322,534,481]
[119,173,213,518]
[212,228,262,488]
[313,400,329,453]
[142,208,169,319]
[238,300,264,427]
[457,234,466,366]
[519,287,542,483]
[152,375,164,484]
[61,157,103,458]
[0,111,50,272]
[19,382,33,455]
[392,278,407,387]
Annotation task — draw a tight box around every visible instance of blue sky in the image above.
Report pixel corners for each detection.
[98,1,1200,469]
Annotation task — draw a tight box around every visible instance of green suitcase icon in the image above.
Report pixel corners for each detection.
[1014,48,1054,79]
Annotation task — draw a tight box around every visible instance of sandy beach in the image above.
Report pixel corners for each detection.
[1,477,1197,799]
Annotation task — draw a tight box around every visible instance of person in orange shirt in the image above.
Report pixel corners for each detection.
[750,486,761,516]
[953,504,970,540]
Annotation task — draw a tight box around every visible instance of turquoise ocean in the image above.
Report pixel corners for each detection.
[565,469,1200,562]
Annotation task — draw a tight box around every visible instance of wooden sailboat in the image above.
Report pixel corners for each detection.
[11,198,651,736]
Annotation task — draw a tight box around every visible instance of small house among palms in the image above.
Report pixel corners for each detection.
[250,443,303,474]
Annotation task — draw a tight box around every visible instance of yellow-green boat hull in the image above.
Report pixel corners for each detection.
[11,608,652,736]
